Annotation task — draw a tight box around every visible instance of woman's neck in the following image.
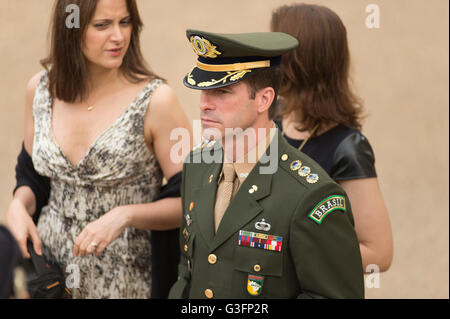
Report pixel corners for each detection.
[281,115,310,140]
[282,114,337,140]
[86,64,124,93]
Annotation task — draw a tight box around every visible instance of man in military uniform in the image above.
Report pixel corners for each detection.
[169,29,364,299]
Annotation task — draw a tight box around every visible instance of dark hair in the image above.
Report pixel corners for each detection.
[41,0,161,103]
[244,66,284,119]
[271,3,364,133]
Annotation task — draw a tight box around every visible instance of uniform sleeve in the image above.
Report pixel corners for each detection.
[168,164,190,299]
[13,143,50,224]
[331,133,377,181]
[290,183,364,299]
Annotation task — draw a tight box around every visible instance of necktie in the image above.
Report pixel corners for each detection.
[214,163,236,232]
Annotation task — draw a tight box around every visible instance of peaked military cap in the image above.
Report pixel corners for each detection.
[184,29,298,90]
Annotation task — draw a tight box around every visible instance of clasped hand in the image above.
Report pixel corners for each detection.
[73,207,129,257]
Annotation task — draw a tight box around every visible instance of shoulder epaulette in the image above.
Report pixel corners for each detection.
[278,150,324,188]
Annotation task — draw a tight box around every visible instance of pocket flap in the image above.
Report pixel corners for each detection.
[233,245,283,277]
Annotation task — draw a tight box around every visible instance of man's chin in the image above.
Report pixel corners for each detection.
[202,126,223,142]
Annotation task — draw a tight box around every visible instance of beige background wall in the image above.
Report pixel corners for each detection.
[0,0,448,298]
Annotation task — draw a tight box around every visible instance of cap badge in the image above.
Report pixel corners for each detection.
[190,36,222,58]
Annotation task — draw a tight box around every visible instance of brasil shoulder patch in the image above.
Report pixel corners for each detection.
[308,195,347,224]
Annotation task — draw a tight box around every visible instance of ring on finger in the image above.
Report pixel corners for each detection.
[89,241,98,248]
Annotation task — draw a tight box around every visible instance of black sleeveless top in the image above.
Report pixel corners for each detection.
[275,121,377,181]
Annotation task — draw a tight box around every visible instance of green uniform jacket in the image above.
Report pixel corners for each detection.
[169,131,364,299]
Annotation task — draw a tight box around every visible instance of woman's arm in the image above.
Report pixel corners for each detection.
[6,71,45,258]
[74,83,192,257]
[126,83,192,230]
[338,178,393,272]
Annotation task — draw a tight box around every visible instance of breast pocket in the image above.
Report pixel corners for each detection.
[233,244,284,298]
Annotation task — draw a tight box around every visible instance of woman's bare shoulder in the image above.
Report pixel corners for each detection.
[26,70,46,98]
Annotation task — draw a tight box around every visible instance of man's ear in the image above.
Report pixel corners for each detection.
[255,87,275,114]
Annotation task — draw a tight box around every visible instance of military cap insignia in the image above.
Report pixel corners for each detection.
[309,195,347,224]
[197,70,251,88]
[247,275,264,296]
[184,29,298,90]
[190,36,222,58]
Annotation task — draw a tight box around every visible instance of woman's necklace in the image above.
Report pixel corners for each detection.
[87,105,94,111]
[282,123,320,151]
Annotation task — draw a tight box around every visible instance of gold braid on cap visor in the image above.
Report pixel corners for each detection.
[196,60,271,72]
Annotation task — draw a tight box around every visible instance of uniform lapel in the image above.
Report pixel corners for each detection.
[191,153,223,249]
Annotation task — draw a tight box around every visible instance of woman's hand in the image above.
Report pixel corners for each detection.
[5,198,42,259]
[73,206,130,257]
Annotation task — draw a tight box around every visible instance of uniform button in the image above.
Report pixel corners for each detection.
[184,245,188,252]
[205,289,214,299]
[281,154,288,161]
[253,264,261,272]
[208,254,217,264]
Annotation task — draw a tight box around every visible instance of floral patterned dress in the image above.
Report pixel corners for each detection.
[32,72,163,298]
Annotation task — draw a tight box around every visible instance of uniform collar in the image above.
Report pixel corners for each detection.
[219,122,277,184]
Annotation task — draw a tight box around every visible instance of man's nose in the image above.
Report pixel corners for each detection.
[199,92,215,112]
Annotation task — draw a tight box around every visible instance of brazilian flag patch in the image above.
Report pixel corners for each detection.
[247,275,264,296]
[308,195,347,224]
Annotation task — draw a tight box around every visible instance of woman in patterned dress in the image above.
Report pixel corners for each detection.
[5,0,191,298]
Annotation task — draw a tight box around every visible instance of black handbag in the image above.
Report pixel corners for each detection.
[23,241,71,299]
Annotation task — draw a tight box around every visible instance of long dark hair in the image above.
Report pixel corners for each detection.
[271,3,364,133]
[41,0,160,103]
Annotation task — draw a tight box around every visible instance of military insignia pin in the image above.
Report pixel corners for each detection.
[185,214,193,226]
[298,166,311,177]
[306,173,319,184]
[290,160,302,171]
[247,275,264,296]
[190,36,222,58]
[255,218,271,232]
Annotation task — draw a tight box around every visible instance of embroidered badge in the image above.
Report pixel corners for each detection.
[247,275,264,296]
[308,195,347,224]
[238,230,282,252]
